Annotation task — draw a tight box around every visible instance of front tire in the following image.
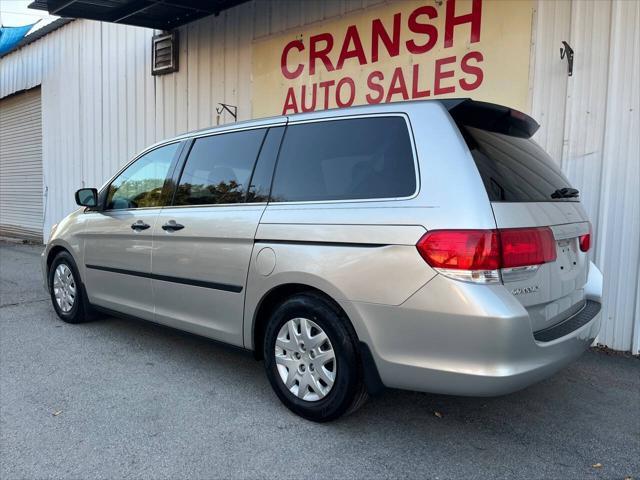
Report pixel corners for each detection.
[48,251,91,324]
[263,292,368,422]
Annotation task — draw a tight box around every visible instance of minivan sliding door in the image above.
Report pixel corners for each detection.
[151,126,284,346]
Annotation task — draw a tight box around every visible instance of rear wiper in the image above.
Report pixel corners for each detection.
[551,187,579,199]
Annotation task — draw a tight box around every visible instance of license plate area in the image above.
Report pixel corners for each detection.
[556,238,578,275]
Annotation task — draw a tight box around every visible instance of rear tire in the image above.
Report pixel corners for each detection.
[48,251,93,324]
[263,292,368,422]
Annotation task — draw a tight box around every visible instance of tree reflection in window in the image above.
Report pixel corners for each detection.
[108,179,166,209]
[174,180,246,205]
[106,143,178,210]
[174,129,266,206]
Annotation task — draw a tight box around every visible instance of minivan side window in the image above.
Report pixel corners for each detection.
[173,129,267,206]
[270,117,416,202]
[246,127,285,203]
[105,143,179,210]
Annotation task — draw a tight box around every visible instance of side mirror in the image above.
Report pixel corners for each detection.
[75,188,98,208]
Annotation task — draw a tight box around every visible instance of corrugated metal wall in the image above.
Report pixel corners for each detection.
[0,0,637,352]
[530,0,639,353]
[0,16,251,237]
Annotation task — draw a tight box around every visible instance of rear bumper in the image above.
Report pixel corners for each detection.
[344,262,603,396]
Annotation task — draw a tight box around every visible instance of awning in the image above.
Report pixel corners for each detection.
[28,0,249,30]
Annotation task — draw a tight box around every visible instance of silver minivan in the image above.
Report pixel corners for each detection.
[43,99,603,422]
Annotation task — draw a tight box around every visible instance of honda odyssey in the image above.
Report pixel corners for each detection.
[43,99,603,421]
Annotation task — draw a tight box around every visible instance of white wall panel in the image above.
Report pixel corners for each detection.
[531,0,639,353]
[529,0,571,163]
[593,0,639,353]
[0,0,637,352]
[561,0,611,229]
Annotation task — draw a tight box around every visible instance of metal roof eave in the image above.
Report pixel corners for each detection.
[28,0,249,31]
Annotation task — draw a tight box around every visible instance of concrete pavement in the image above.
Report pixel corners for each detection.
[1,241,638,479]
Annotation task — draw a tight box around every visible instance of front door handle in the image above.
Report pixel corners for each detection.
[131,220,150,231]
[162,220,184,231]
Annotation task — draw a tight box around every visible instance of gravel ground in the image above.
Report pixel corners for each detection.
[1,241,638,479]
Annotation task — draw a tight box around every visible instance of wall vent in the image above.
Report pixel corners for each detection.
[151,32,178,75]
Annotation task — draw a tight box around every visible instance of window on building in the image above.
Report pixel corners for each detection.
[106,143,179,210]
[173,129,267,206]
[270,117,416,202]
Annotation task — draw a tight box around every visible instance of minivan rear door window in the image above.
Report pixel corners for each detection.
[246,127,285,203]
[173,128,267,205]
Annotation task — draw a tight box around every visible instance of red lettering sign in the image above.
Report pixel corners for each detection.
[279,0,487,115]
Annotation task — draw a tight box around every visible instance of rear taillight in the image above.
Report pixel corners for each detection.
[416,227,557,283]
[416,230,500,270]
[579,233,590,252]
[499,227,556,268]
[579,224,591,252]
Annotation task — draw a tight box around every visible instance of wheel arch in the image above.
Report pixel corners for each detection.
[250,282,385,395]
[251,283,356,361]
[45,240,84,290]
[46,244,70,271]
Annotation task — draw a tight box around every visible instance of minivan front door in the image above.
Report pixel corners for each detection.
[151,126,283,346]
[83,142,182,319]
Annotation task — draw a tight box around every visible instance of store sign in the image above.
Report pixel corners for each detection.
[252,0,533,117]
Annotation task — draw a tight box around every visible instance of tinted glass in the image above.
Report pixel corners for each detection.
[246,127,284,203]
[174,129,266,205]
[271,117,415,202]
[106,143,178,210]
[462,126,577,202]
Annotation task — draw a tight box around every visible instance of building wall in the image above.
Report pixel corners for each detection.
[0,0,637,352]
[0,0,387,235]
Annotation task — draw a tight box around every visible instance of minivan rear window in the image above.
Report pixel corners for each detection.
[461,126,578,202]
[270,117,416,202]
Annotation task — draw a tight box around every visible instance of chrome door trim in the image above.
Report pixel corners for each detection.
[160,202,268,210]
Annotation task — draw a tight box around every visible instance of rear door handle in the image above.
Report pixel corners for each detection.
[131,220,150,231]
[162,220,184,231]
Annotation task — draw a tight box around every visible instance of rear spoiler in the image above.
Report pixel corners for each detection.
[441,98,540,139]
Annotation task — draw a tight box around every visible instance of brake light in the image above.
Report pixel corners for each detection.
[579,224,591,252]
[416,230,500,270]
[416,227,557,282]
[499,227,556,268]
